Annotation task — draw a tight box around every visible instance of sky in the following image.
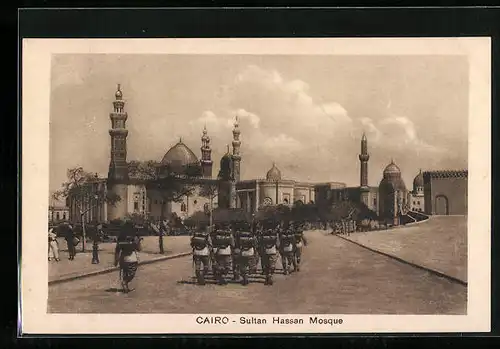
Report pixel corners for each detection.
[49,54,468,193]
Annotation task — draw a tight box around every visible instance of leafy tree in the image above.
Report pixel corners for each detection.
[183,210,210,228]
[198,179,220,230]
[127,160,203,220]
[53,167,121,252]
[256,204,291,223]
[291,201,318,222]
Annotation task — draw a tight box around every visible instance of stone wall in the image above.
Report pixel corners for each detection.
[423,170,468,215]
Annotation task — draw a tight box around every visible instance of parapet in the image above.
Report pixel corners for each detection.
[423,170,468,180]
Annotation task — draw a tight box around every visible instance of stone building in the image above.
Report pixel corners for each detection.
[378,160,408,225]
[66,85,384,224]
[234,162,318,215]
[48,197,70,224]
[423,170,468,215]
[407,170,425,212]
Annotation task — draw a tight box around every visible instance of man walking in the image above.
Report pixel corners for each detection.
[92,224,104,264]
[159,220,168,254]
[63,223,77,260]
[114,220,142,293]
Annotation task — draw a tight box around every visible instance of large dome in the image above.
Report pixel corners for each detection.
[413,169,424,188]
[266,163,282,181]
[380,159,406,191]
[383,160,401,176]
[161,139,199,169]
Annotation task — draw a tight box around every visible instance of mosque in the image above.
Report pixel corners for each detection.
[67,85,443,226]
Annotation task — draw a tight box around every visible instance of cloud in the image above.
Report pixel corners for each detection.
[364,113,448,155]
[231,65,352,139]
[235,109,260,128]
[190,110,232,131]
[261,133,302,152]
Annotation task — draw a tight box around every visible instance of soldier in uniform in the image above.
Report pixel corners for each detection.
[212,223,235,285]
[292,221,308,272]
[279,223,296,275]
[231,222,241,280]
[190,225,212,285]
[234,222,257,285]
[259,227,279,285]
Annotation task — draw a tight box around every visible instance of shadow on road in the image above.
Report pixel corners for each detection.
[104,287,126,293]
[177,274,270,285]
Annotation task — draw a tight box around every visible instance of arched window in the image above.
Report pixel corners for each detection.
[263,197,272,206]
[181,203,187,212]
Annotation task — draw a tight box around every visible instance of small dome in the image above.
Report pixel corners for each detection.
[383,159,401,176]
[115,84,123,99]
[161,139,199,169]
[413,169,424,188]
[266,163,282,181]
[218,146,233,180]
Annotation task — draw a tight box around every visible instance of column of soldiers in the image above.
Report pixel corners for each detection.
[329,219,357,235]
[189,218,308,286]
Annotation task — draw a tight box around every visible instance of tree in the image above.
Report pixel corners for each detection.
[198,179,219,231]
[53,167,121,252]
[127,160,203,221]
[292,201,318,222]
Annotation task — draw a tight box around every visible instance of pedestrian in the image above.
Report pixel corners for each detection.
[114,220,142,293]
[48,227,60,262]
[92,224,103,264]
[63,223,77,260]
[159,220,167,254]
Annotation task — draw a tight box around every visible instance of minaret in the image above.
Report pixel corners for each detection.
[200,125,213,178]
[107,84,129,221]
[231,116,241,182]
[359,132,369,187]
[358,132,370,207]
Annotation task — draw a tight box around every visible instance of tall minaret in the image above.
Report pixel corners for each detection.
[359,132,369,188]
[200,125,213,178]
[358,132,370,207]
[107,84,129,221]
[232,116,241,182]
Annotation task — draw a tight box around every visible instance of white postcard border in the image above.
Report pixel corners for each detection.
[21,37,491,334]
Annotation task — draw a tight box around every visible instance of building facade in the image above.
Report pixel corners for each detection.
[423,170,468,215]
[48,197,70,224]
[407,170,425,212]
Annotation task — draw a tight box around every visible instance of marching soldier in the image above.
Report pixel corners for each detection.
[279,224,296,275]
[190,225,212,285]
[231,222,242,280]
[292,222,308,272]
[212,223,235,285]
[234,222,258,285]
[259,227,279,285]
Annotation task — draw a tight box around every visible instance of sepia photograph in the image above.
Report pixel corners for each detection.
[21,38,490,334]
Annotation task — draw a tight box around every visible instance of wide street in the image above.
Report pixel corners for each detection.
[48,230,466,315]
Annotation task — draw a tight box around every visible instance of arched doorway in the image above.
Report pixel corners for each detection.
[435,195,449,215]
